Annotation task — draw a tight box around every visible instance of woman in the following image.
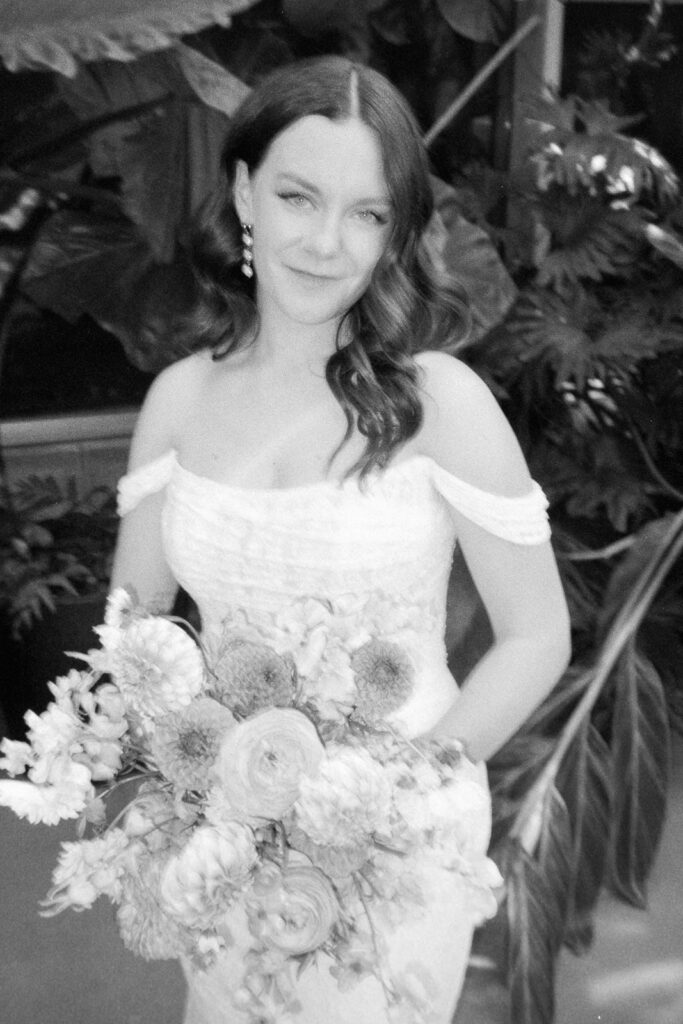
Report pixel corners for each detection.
[113,56,570,1024]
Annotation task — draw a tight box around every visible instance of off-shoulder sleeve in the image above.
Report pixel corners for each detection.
[117,450,176,516]
[430,461,551,544]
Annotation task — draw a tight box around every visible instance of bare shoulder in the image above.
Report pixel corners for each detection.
[127,350,214,469]
[414,349,533,495]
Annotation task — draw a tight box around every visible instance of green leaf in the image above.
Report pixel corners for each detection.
[436,0,512,44]
[608,643,670,907]
[0,0,261,77]
[430,176,517,343]
[499,792,572,1024]
[598,515,678,640]
[557,720,613,952]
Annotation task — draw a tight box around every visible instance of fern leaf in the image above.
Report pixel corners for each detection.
[608,642,670,906]
[557,720,613,952]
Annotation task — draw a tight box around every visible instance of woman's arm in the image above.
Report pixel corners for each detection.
[416,351,572,762]
[110,355,201,611]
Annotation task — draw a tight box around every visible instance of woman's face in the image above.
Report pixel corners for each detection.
[234,115,393,331]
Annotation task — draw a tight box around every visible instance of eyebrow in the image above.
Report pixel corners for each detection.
[275,172,392,207]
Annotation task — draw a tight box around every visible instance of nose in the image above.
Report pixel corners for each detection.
[307,210,343,258]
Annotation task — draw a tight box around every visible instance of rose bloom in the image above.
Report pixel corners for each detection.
[212,708,324,821]
[247,862,338,955]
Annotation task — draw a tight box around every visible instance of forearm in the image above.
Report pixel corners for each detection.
[429,634,571,763]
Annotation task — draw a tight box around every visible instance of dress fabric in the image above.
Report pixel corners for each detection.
[117,451,549,1024]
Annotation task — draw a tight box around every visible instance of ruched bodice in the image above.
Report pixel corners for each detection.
[118,451,549,737]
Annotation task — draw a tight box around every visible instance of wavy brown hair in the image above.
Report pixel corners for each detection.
[184,56,469,479]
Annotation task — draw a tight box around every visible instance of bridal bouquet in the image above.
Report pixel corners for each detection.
[0,588,501,1024]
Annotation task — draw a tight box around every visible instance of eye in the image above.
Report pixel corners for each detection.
[356,208,390,226]
[278,191,312,209]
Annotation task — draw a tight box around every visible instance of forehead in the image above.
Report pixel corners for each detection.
[256,115,389,198]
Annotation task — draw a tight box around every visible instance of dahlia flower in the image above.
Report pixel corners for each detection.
[350,639,414,723]
[117,853,190,960]
[293,745,392,847]
[211,640,295,716]
[99,615,205,723]
[150,697,235,791]
[160,822,257,930]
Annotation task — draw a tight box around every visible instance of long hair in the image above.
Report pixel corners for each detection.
[184,56,469,479]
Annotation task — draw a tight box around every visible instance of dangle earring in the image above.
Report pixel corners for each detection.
[241,223,254,279]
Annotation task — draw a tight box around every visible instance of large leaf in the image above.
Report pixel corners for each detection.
[556,720,613,952]
[436,0,512,44]
[608,642,670,907]
[597,514,678,640]
[430,176,516,344]
[498,791,572,1024]
[59,48,245,260]
[0,0,260,77]
[18,207,194,372]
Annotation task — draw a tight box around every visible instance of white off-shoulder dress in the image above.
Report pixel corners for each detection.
[118,451,550,1024]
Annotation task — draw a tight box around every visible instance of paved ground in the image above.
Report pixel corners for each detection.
[1,736,681,1024]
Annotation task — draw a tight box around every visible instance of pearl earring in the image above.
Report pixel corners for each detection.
[241,223,254,278]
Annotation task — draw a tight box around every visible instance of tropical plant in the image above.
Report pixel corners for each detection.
[450,78,683,1024]
[0,474,118,638]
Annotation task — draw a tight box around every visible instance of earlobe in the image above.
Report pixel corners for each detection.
[233,160,253,224]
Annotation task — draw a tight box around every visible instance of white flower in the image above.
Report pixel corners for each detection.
[150,697,235,790]
[0,760,93,824]
[294,745,392,847]
[590,153,607,174]
[117,852,190,960]
[606,164,636,194]
[160,822,257,929]
[100,615,205,723]
[104,586,136,628]
[247,862,339,955]
[212,708,324,821]
[42,829,130,913]
[0,738,33,776]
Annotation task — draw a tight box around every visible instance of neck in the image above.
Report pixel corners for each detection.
[250,303,347,375]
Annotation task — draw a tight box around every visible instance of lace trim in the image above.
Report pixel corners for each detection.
[117,450,176,516]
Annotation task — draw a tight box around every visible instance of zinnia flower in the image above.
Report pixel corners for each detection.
[150,697,235,790]
[293,745,392,847]
[247,862,338,955]
[160,822,257,929]
[212,708,324,821]
[211,640,295,716]
[350,639,414,723]
[100,615,205,723]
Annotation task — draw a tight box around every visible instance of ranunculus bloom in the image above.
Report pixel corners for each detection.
[213,708,324,821]
[247,862,338,955]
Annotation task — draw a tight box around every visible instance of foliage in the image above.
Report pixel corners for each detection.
[0,475,117,638]
[452,76,683,1023]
